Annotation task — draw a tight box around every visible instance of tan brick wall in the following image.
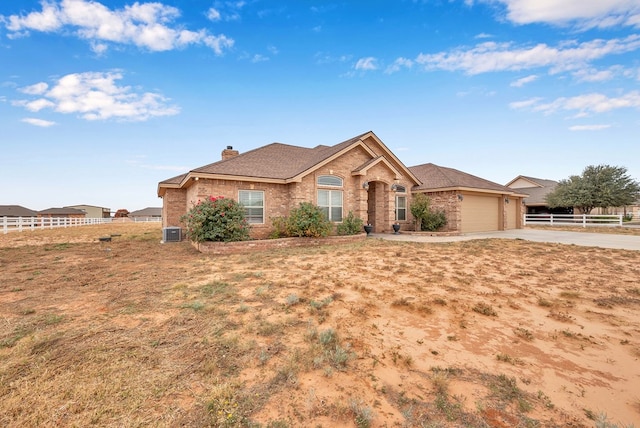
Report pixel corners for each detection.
[162,188,187,228]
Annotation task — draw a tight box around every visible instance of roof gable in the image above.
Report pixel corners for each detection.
[506,175,558,189]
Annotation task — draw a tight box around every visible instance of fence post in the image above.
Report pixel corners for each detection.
[582,214,586,228]
[2,216,6,234]
[618,214,623,226]
[550,214,554,225]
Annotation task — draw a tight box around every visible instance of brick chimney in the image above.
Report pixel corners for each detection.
[221,145,239,160]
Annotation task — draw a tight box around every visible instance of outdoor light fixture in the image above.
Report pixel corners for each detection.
[391,183,398,192]
[362,181,369,190]
[505,198,510,204]
[457,194,464,201]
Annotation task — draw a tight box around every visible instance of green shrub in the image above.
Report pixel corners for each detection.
[181,196,250,242]
[278,202,332,238]
[336,211,364,235]
[421,209,447,231]
[411,194,447,231]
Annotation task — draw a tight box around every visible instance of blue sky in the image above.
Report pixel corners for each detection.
[1,0,639,212]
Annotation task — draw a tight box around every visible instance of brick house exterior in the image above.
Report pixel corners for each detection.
[158,131,526,238]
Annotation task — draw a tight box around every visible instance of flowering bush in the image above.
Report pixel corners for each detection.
[181,196,250,242]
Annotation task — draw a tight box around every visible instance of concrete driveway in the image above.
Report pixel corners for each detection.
[375,228,640,251]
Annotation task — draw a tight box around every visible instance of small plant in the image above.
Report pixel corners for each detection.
[349,399,374,428]
[181,196,250,242]
[336,211,364,235]
[514,327,534,341]
[537,297,553,307]
[472,302,497,316]
[286,294,300,306]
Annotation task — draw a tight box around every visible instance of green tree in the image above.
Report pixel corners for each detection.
[546,165,640,214]
[410,193,431,231]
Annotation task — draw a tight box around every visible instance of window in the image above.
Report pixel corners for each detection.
[318,190,343,221]
[396,195,407,221]
[317,175,343,221]
[239,190,264,224]
[318,175,343,187]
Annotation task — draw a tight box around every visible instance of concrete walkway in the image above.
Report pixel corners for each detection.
[373,228,640,251]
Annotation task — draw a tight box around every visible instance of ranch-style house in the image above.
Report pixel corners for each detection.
[158,131,526,239]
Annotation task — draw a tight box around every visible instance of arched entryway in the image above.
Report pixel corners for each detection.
[364,180,393,233]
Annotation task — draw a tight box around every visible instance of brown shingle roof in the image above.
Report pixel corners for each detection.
[129,207,162,217]
[38,207,87,216]
[409,163,515,193]
[0,205,38,217]
[190,132,369,180]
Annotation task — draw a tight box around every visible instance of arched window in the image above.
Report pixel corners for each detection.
[317,175,343,187]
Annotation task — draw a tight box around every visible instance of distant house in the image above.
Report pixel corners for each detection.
[38,207,87,219]
[506,176,572,214]
[65,204,111,218]
[158,131,527,238]
[129,207,162,221]
[0,205,38,218]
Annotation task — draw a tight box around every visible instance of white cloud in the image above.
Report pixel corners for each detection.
[19,82,49,95]
[512,91,640,116]
[508,97,543,109]
[354,57,378,71]
[22,117,56,127]
[510,74,538,87]
[485,0,640,29]
[385,57,413,74]
[569,124,612,131]
[475,32,493,39]
[13,71,180,122]
[2,0,234,54]
[414,35,640,75]
[207,8,221,21]
[251,54,268,63]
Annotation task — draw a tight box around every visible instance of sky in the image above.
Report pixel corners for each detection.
[1,0,639,212]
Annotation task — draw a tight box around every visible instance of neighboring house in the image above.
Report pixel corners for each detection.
[0,205,38,217]
[158,131,527,238]
[129,207,162,221]
[411,164,527,233]
[506,176,572,214]
[65,204,111,218]
[38,207,87,219]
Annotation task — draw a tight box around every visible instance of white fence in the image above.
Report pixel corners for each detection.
[2,216,161,234]
[524,214,623,227]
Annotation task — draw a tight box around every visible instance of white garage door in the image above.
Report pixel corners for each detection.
[506,199,517,230]
[461,195,500,233]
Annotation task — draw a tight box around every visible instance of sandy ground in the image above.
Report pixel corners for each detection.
[1,223,639,427]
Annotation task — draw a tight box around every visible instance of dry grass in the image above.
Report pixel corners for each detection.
[1,223,640,427]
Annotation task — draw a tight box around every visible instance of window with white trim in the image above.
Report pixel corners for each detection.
[317,175,343,221]
[395,195,407,221]
[239,190,264,224]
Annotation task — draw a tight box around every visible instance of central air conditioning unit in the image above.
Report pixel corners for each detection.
[162,227,182,243]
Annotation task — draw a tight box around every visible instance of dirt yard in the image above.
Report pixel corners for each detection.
[1,223,639,427]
